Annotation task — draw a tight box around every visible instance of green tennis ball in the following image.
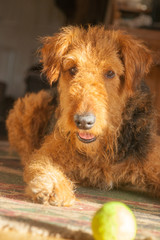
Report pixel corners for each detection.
[92,201,137,240]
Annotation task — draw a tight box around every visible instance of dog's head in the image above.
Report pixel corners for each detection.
[40,26,152,148]
[40,26,152,91]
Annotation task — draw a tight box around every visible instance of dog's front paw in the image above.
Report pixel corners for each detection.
[49,180,75,207]
[26,175,75,207]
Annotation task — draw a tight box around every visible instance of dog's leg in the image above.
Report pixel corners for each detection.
[112,136,160,198]
[6,90,55,164]
[142,135,160,197]
[24,140,75,206]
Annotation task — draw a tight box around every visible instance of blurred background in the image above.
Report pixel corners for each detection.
[0,0,160,139]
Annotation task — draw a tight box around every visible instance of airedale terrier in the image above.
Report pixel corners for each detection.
[6,26,160,206]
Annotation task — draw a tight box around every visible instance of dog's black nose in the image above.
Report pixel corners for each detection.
[74,113,96,130]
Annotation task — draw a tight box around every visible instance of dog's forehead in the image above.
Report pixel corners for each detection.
[61,28,124,72]
[63,42,120,70]
[74,33,117,53]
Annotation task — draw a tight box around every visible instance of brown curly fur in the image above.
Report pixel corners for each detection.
[6,26,160,206]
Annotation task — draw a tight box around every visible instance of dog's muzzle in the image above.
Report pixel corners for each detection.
[74,113,96,143]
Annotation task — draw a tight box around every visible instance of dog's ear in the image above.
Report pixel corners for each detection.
[40,26,79,85]
[117,31,152,92]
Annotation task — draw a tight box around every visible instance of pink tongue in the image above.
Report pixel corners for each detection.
[78,132,95,140]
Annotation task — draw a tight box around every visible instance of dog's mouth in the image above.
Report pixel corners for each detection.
[77,132,96,143]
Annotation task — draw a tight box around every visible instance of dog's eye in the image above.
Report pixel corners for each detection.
[105,70,115,79]
[69,67,77,76]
